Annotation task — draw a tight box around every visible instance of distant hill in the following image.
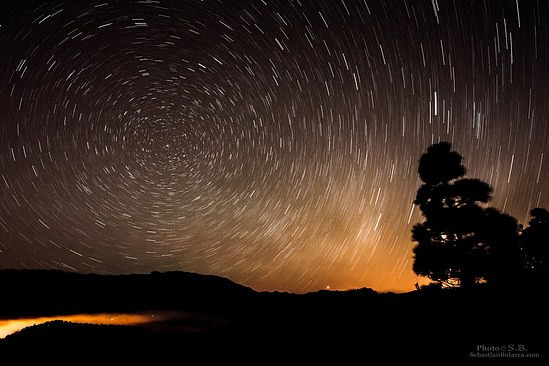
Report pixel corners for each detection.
[0,269,255,317]
[0,320,213,362]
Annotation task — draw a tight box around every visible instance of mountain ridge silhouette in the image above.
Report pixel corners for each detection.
[0,269,546,363]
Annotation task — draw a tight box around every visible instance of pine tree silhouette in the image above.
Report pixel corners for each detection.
[412,142,521,287]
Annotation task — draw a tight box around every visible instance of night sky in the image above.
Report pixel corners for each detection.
[0,0,548,293]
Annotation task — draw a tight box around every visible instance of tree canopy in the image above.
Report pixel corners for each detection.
[411,142,537,288]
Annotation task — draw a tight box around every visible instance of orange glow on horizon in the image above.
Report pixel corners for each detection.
[0,313,155,339]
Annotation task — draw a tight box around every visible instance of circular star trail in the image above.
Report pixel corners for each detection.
[1,0,548,293]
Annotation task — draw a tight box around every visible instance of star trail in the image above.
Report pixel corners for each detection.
[0,0,548,293]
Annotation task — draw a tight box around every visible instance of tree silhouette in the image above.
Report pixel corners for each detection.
[478,208,521,285]
[412,142,521,288]
[520,208,549,276]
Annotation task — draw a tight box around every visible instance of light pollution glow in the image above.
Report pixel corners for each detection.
[0,313,155,339]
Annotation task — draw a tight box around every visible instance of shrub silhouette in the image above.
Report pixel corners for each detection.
[412,142,521,288]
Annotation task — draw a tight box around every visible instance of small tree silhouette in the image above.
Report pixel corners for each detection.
[412,142,521,288]
[521,208,549,276]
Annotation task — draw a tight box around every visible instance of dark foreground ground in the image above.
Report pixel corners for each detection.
[0,270,546,363]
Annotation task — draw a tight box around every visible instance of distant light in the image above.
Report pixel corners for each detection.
[326,285,330,290]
